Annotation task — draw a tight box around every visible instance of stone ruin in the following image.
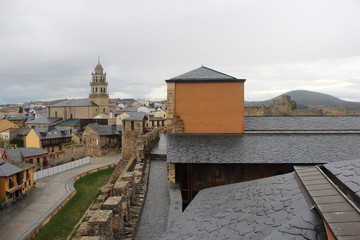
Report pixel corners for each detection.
[74,128,161,240]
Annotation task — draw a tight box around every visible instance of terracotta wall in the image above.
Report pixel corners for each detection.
[175,82,244,133]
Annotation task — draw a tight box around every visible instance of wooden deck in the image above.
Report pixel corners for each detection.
[295,166,360,240]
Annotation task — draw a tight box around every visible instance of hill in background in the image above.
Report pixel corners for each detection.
[245,90,360,111]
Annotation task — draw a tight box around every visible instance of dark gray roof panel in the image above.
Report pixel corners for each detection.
[88,125,121,136]
[0,159,23,177]
[26,116,62,124]
[5,149,22,162]
[245,116,360,131]
[5,148,49,162]
[149,116,165,121]
[56,118,81,127]
[33,126,72,140]
[263,209,326,240]
[166,66,246,83]
[123,112,147,121]
[48,98,97,107]
[167,134,360,164]
[161,173,325,240]
[323,159,360,200]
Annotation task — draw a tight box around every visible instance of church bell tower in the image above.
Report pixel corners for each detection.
[89,58,109,113]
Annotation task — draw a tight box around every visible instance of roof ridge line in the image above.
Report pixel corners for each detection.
[200,65,237,79]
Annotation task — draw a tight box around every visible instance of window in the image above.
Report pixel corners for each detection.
[55,111,58,117]
[103,108,105,113]
[9,177,14,189]
[37,158,40,164]
[215,168,221,178]
[51,146,54,152]
[29,159,33,164]
[131,121,134,130]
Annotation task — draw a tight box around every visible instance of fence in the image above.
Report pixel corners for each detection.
[33,156,91,181]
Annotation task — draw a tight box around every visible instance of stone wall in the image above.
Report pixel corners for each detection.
[48,144,85,166]
[121,120,161,161]
[245,95,347,116]
[47,105,99,120]
[75,127,161,240]
[166,115,184,134]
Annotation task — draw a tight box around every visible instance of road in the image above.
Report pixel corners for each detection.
[0,154,120,240]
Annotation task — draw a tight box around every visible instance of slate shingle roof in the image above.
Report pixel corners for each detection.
[47,98,97,107]
[161,173,326,240]
[167,133,360,164]
[33,126,72,140]
[0,159,23,177]
[149,116,165,121]
[123,112,147,121]
[88,125,121,136]
[16,128,30,136]
[323,159,360,200]
[56,118,81,127]
[245,116,360,131]
[166,66,246,83]
[5,148,48,162]
[26,116,62,125]
[263,209,325,240]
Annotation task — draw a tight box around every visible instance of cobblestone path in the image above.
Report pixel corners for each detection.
[135,160,169,240]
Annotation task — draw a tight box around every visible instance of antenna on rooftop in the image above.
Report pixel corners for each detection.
[98,56,100,64]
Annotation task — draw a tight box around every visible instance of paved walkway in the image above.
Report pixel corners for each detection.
[150,133,167,155]
[135,160,169,240]
[0,154,120,240]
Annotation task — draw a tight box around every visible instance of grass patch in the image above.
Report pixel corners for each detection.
[33,167,114,240]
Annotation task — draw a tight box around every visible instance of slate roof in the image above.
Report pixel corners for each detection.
[47,98,97,107]
[5,113,28,121]
[33,126,72,140]
[5,148,48,162]
[0,159,23,177]
[245,116,360,131]
[16,128,30,136]
[323,159,360,200]
[123,112,148,121]
[26,116,62,125]
[149,116,165,121]
[161,173,325,240]
[166,66,246,83]
[167,133,360,164]
[7,160,35,171]
[56,118,81,127]
[88,125,121,136]
[295,164,360,238]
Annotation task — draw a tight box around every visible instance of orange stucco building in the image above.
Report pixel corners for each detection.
[166,66,246,134]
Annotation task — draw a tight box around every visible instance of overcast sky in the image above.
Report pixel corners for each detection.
[1,0,360,104]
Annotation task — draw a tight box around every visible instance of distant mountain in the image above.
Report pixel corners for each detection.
[245,90,360,111]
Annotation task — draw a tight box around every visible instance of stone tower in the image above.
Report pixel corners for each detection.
[89,58,109,113]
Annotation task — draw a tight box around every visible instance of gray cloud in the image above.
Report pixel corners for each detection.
[1,0,360,104]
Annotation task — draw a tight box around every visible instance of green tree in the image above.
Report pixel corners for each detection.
[291,101,297,110]
[10,137,23,147]
[0,139,9,147]
[18,106,23,113]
